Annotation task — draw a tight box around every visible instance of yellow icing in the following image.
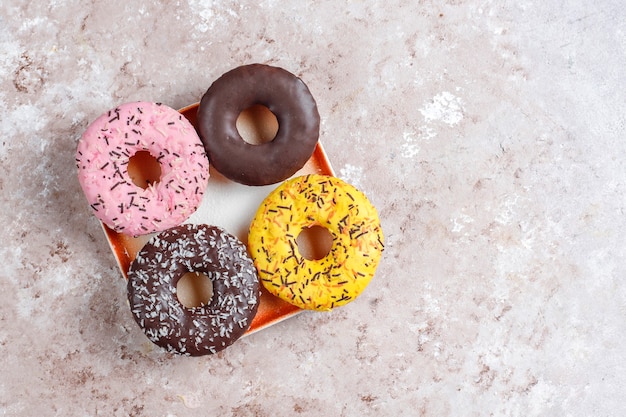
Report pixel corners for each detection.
[248,174,384,311]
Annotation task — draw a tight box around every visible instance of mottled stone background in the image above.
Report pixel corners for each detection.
[1,0,625,416]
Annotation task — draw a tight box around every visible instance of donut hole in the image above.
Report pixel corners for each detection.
[177,271,214,308]
[296,225,334,261]
[236,104,279,145]
[127,150,162,189]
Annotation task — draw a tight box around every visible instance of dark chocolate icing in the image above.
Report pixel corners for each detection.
[127,224,260,356]
[197,64,320,186]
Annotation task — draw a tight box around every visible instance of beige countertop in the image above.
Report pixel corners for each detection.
[1,1,625,415]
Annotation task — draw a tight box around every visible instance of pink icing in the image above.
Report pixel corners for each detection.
[75,102,210,236]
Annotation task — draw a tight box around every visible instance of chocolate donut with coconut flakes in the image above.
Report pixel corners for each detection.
[127,224,261,356]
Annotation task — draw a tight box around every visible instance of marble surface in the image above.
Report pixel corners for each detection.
[1,0,625,415]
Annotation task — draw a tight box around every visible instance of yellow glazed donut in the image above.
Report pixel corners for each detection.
[248,174,384,311]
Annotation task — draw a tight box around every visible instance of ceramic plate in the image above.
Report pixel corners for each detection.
[102,102,335,335]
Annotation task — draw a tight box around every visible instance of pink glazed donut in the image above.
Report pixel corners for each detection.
[76,102,210,236]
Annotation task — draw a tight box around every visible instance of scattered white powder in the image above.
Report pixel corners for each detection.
[188,0,238,33]
[186,0,217,33]
[401,131,421,158]
[399,92,463,158]
[450,212,475,233]
[495,193,521,225]
[419,91,464,126]
[339,164,364,191]
[401,126,436,158]
[1,103,47,139]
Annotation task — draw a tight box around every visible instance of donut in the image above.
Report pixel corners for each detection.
[248,174,384,311]
[197,64,320,186]
[127,224,261,356]
[76,101,210,236]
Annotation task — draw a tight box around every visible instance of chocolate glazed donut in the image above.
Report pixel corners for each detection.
[197,64,320,186]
